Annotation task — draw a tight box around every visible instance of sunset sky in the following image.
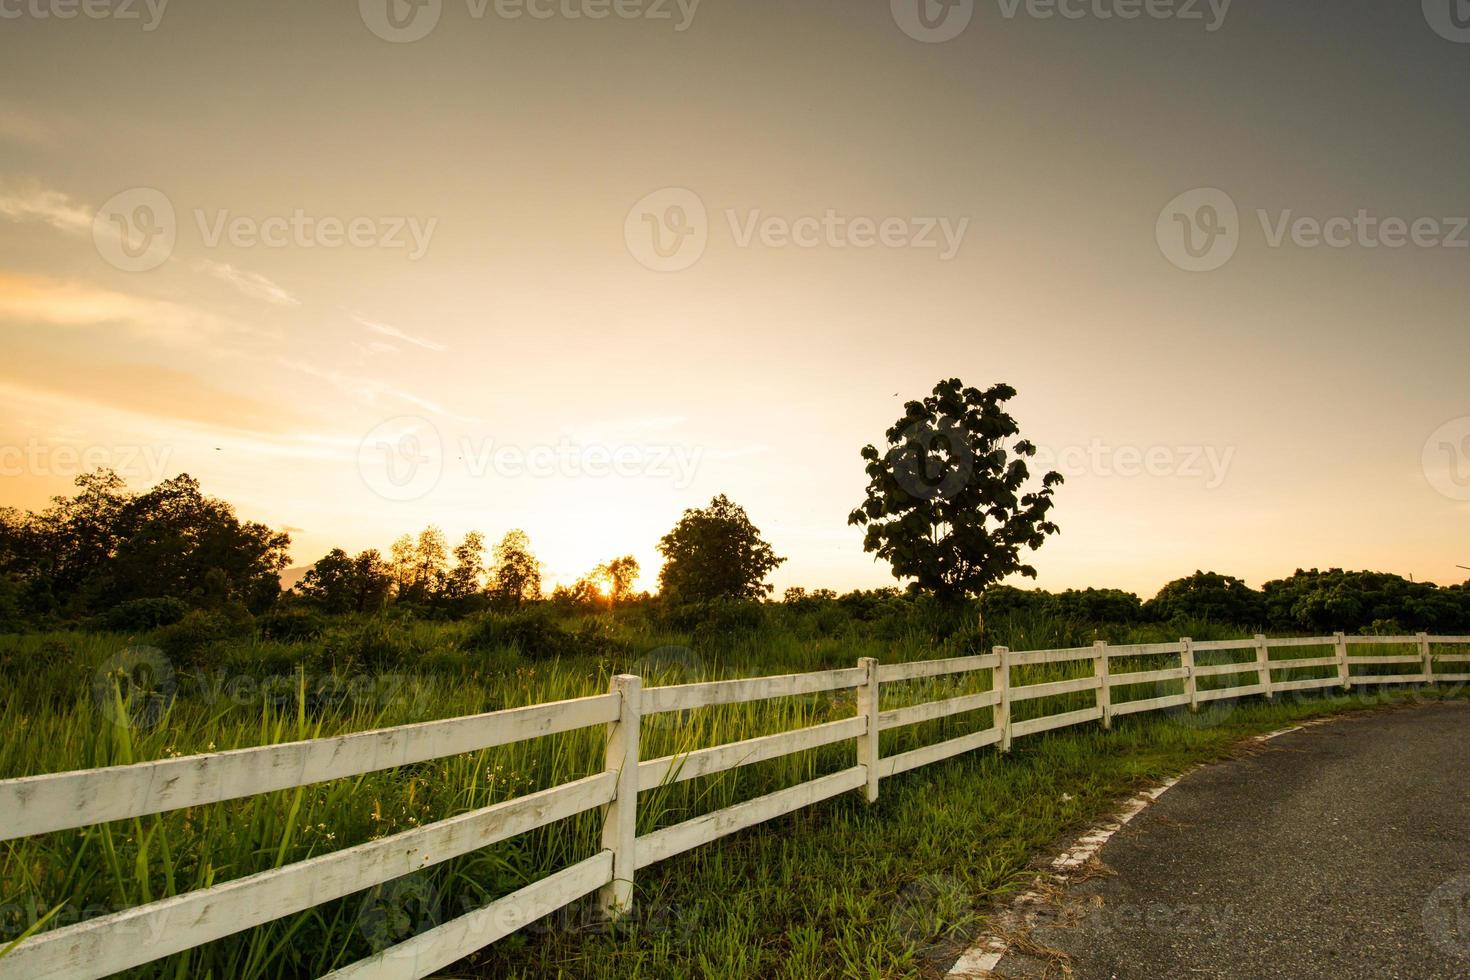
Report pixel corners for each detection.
[1,2,1467,595]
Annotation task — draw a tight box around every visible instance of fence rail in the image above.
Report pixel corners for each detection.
[3,631,1468,979]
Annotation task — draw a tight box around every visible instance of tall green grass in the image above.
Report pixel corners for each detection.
[1,611,1461,978]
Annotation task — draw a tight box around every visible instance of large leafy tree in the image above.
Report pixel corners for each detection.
[1144,571,1265,627]
[0,470,290,616]
[657,495,785,603]
[848,379,1062,602]
[298,547,395,614]
[490,529,542,606]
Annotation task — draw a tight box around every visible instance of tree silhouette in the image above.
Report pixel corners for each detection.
[849,379,1062,602]
[658,495,785,603]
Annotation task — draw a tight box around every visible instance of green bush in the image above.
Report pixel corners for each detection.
[466,607,571,659]
[320,618,417,670]
[155,604,254,668]
[257,607,328,642]
[94,596,191,632]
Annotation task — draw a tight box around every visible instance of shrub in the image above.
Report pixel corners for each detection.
[95,596,191,632]
[320,618,416,671]
[156,604,253,668]
[257,607,328,642]
[466,607,570,659]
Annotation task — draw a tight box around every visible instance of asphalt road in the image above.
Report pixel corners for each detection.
[993,702,1470,980]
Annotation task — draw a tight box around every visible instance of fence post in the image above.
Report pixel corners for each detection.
[1334,632,1350,691]
[1419,632,1433,684]
[1095,640,1111,730]
[856,656,880,803]
[598,673,641,919]
[1181,637,1198,713]
[1255,634,1273,700]
[994,646,1012,752]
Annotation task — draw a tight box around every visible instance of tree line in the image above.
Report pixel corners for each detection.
[2,377,1464,638]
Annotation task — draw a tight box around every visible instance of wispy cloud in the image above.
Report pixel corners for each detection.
[1,178,300,312]
[197,259,299,307]
[0,272,232,341]
[0,105,63,149]
[0,179,91,234]
[278,358,448,416]
[349,313,447,352]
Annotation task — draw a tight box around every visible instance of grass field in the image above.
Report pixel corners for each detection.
[1,605,1460,978]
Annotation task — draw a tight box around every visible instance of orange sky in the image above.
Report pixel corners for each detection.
[1,3,1467,595]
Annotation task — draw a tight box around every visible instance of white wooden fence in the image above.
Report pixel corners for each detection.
[3,631,1468,979]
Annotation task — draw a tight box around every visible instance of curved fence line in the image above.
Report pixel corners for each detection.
[2,631,1465,979]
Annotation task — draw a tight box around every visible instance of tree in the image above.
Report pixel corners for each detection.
[445,532,487,601]
[490,530,541,606]
[1145,571,1265,627]
[596,555,640,604]
[848,379,1062,602]
[298,548,394,614]
[389,527,450,605]
[349,549,394,613]
[657,495,785,603]
[297,548,358,614]
[0,470,290,617]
